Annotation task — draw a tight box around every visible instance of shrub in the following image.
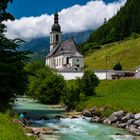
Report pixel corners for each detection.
[79,70,100,96]
[26,61,66,104]
[62,85,80,109]
[113,63,122,70]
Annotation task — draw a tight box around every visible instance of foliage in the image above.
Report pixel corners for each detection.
[80,0,140,54]
[62,83,81,109]
[79,70,100,96]
[61,70,99,109]
[77,80,140,116]
[26,61,66,104]
[131,33,140,39]
[113,63,122,70]
[0,113,35,140]
[85,37,140,71]
[0,0,30,111]
[79,42,100,55]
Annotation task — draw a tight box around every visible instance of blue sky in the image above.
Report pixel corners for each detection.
[6,0,126,39]
[8,0,116,19]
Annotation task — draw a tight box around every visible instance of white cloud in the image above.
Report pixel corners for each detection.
[4,0,127,39]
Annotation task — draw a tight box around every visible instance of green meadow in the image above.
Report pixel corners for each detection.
[0,113,35,140]
[76,79,140,116]
[85,37,140,71]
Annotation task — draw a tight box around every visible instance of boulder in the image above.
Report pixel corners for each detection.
[82,109,92,117]
[127,125,138,134]
[128,125,140,136]
[117,123,127,128]
[127,119,135,125]
[134,113,140,120]
[134,119,140,126]
[90,106,97,115]
[108,111,125,124]
[121,113,134,121]
[29,127,55,135]
[103,119,111,125]
[90,116,102,123]
[108,115,118,124]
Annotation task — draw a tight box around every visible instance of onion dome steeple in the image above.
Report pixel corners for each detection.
[51,13,61,32]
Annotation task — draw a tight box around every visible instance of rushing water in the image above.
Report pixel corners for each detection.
[13,97,138,140]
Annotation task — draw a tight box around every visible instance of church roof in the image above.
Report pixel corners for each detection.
[46,39,83,58]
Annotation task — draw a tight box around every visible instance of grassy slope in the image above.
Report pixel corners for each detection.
[0,113,35,140]
[85,37,140,71]
[77,79,140,116]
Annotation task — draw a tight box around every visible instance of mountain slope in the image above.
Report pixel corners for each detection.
[80,0,140,54]
[85,37,140,71]
[19,30,91,60]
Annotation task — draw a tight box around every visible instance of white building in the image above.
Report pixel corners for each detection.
[135,65,140,78]
[45,13,84,71]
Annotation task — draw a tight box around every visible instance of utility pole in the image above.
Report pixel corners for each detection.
[105,52,110,80]
[105,54,108,80]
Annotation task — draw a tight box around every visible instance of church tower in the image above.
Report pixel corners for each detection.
[50,13,62,52]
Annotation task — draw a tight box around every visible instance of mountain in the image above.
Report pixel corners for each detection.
[85,36,140,71]
[80,0,140,54]
[19,30,91,60]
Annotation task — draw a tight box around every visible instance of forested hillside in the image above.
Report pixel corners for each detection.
[80,0,140,54]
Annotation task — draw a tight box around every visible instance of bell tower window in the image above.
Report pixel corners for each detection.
[56,34,59,42]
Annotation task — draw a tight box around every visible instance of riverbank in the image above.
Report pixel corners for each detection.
[0,112,35,140]
[65,79,140,136]
[13,97,139,140]
[74,79,140,116]
[82,109,140,136]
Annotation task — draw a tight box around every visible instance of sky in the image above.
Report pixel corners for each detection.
[5,0,127,40]
[8,0,116,19]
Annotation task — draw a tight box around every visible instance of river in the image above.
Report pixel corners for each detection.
[13,97,139,140]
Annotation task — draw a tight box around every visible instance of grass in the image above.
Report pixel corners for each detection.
[85,37,140,71]
[0,112,35,140]
[77,79,140,116]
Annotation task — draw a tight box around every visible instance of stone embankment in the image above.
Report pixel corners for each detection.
[82,109,140,136]
[26,127,57,138]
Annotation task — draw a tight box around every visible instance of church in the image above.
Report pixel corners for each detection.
[45,13,84,71]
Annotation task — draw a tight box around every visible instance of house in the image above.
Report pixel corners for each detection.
[135,65,140,78]
[45,13,84,71]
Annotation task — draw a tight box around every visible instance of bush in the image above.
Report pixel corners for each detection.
[113,63,122,70]
[26,61,66,104]
[62,85,80,109]
[79,70,100,96]
[131,33,140,39]
[61,70,100,109]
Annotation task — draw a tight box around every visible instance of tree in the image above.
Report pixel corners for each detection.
[79,70,100,96]
[61,71,100,110]
[113,63,122,70]
[0,0,30,111]
[81,0,140,54]
[26,61,66,104]
[61,81,81,109]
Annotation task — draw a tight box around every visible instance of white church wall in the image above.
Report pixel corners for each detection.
[58,71,84,80]
[58,71,114,80]
[55,55,64,69]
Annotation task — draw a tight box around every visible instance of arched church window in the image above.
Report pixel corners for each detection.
[59,58,61,66]
[62,57,64,65]
[56,34,59,42]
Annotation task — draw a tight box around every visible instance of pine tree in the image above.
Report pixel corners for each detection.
[0,0,30,111]
[80,0,140,54]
